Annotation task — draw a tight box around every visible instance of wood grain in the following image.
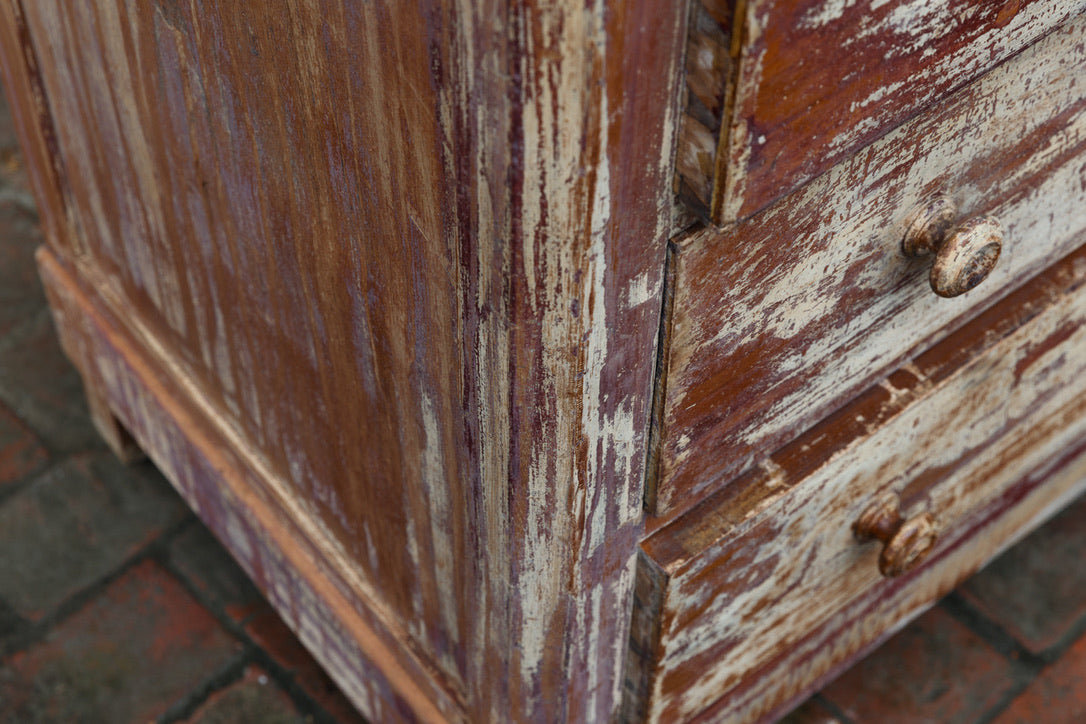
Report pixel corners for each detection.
[637,237,1086,723]
[710,0,1086,223]
[689,435,1086,724]
[14,1,1086,721]
[9,1,688,721]
[652,18,1086,518]
[38,247,460,722]
[0,0,76,258]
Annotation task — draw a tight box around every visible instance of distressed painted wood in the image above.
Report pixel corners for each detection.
[651,18,1086,518]
[38,246,461,723]
[695,0,1086,224]
[634,237,1086,723]
[0,0,76,259]
[10,0,1086,722]
[1,1,688,721]
[661,434,1086,724]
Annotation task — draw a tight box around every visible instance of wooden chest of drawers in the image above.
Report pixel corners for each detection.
[3,2,1085,722]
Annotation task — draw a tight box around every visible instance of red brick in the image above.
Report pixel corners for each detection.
[957,492,1086,653]
[992,632,1086,723]
[0,560,241,723]
[185,665,305,724]
[0,402,46,489]
[0,311,102,453]
[0,452,186,619]
[246,607,367,724]
[820,606,1016,723]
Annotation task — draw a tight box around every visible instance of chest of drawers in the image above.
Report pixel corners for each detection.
[3,2,1085,722]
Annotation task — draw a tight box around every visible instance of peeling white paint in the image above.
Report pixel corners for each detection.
[664,20,1086,513]
[798,0,859,29]
[625,269,656,309]
[650,283,1086,721]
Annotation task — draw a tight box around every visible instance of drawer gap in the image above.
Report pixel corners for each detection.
[644,240,680,514]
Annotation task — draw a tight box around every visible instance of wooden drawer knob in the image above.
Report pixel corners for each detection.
[902,195,1003,298]
[853,494,938,577]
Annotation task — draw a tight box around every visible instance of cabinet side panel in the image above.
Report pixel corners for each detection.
[18,1,688,721]
[20,1,482,702]
[38,247,462,724]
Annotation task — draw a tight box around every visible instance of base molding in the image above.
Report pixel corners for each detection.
[36,247,464,724]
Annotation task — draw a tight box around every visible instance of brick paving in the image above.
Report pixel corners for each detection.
[817,607,1022,723]
[2,90,1086,724]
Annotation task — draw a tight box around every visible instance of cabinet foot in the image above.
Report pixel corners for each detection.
[83,381,144,464]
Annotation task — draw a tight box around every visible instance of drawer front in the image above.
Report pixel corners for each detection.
[635,240,1086,723]
[691,0,1086,223]
[652,17,1086,517]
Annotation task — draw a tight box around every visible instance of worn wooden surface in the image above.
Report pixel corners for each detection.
[0,1,74,259]
[635,236,1086,723]
[678,434,1086,724]
[3,2,688,721]
[651,18,1086,518]
[10,1,1086,721]
[707,0,1086,223]
[39,247,461,722]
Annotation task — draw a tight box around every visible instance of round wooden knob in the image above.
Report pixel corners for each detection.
[853,494,938,578]
[902,195,1003,298]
